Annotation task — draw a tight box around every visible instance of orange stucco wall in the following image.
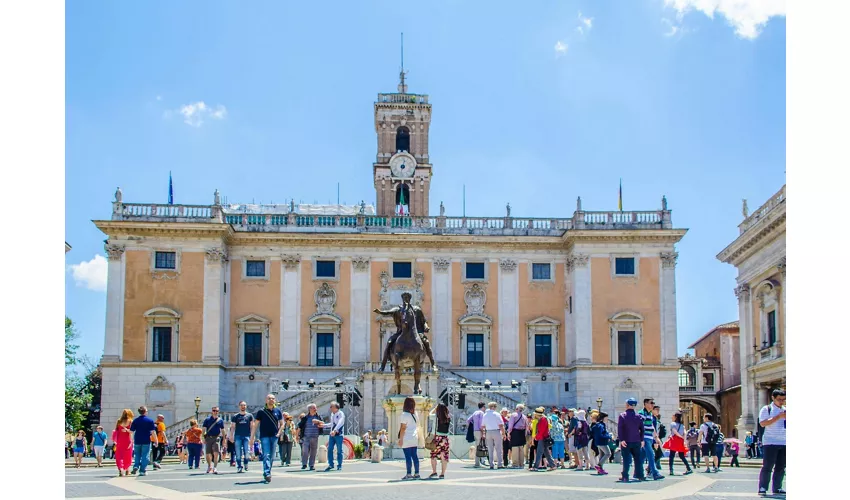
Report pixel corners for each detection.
[298,260,351,366]
[416,261,432,345]
[518,263,566,367]
[450,262,464,366]
[123,250,205,362]
[228,259,281,365]
[486,262,500,366]
[337,261,351,366]
[590,256,661,365]
[694,331,720,359]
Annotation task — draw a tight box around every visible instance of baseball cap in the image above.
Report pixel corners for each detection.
[626,397,638,406]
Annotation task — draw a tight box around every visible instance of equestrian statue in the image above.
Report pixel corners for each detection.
[373,292,437,395]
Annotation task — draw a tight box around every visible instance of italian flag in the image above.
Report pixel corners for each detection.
[398,189,407,216]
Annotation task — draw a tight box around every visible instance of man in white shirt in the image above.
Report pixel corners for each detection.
[467,402,487,467]
[325,402,346,472]
[757,389,786,496]
[481,402,507,470]
[697,413,720,473]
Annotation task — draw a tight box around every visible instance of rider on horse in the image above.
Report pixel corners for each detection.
[373,292,437,371]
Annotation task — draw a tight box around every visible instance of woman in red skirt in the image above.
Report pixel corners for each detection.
[662,411,692,475]
[112,409,134,477]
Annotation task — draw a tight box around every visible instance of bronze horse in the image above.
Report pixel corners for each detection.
[390,306,427,395]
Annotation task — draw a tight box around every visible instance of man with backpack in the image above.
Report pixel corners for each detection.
[698,413,720,473]
[686,422,701,468]
[757,389,786,496]
[638,399,664,480]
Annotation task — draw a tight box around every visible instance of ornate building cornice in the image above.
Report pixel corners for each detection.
[717,209,785,266]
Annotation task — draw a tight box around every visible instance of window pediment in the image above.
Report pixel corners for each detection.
[527,316,561,327]
[308,313,343,325]
[610,311,643,323]
[236,314,271,325]
[144,307,181,319]
[458,313,492,326]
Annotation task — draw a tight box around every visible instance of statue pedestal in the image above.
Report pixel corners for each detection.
[381,395,436,459]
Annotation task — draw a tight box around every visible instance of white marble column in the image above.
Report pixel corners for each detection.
[735,284,757,436]
[102,243,126,363]
[350,257,371,363]
[660,252,679,365]
[280,254,302,365]
[432,258,452,365]
[202,248,227,363]
[498,259,519,367]
[571,254,592,364]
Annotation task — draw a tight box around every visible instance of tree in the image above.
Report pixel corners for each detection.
[65,376,92,432]
[65,317,79,367]
[80,357,103,431]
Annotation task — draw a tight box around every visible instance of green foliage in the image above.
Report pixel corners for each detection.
[65,317,79,366]
[65,375,92,432]
[353,442,364,459]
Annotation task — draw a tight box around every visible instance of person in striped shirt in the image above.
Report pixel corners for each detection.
[637,398,664,480]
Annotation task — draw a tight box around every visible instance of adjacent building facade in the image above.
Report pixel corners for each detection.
[717,185,786,439]
[679,321,741,436]
[95,76,687,437]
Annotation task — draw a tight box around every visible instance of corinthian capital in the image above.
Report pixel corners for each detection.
[499,258,517,272]
[734,284,750,301]
[566,253,589,274]
[351,256,370,272]
[104,243,125,261]
[660,252,679,269]
[205,247,227,263]
[281,254,301,269]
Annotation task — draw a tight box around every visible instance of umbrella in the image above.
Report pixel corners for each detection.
[724,438,743,444]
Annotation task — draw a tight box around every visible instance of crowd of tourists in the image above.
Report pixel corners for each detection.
[68,389,785,496]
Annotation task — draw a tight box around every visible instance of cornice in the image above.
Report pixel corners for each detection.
[563,229,688,246]
[94,220,233,240]
[717,210,786,266]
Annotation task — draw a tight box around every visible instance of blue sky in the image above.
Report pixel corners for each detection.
[65,0,786,365]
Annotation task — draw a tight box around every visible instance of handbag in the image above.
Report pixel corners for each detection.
[424,432,437,451]
[476,438,489,458]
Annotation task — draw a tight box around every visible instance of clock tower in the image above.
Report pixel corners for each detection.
[373,67,432,217]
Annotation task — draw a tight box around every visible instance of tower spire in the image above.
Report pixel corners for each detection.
[398,32,408,93]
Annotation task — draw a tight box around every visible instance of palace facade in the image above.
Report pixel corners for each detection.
[95,77,687,436]
[717,185,786,439]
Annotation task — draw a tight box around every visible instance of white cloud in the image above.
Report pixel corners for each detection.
[69,255,108,292]
[662,18,681,37]
[663,0,785,39]
[156,95,162,101]
[554,41,569,56]
[576,11,593,35]
[170,101,228,127]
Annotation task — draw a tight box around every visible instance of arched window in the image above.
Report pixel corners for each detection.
[678,366,696,387]
[395,184,410,214]
[396,126,410,152]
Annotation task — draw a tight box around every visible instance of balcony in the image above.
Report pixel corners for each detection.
[750,342,784,367]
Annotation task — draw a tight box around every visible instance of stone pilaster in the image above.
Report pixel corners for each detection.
[102,243,126,363]
[432,258,452,365]
[660,252,679,365]
[498,259,519,367]
[735,284,757,437]
[280,254,302,365]
[202,248,227,364]
[350,257,371,363]
[569,253,592,364]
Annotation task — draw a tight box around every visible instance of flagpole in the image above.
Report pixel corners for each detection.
[463,184,466,217]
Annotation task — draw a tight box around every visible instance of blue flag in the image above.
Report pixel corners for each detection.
[168,171,174,205]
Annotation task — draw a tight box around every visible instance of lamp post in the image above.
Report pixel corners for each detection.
[194,396,201,422]
[596,397,603,413]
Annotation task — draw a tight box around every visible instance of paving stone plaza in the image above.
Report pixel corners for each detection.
[65,457,780,499]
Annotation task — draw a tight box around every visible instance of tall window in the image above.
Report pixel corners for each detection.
[243,332,262,366]
[316,260,336,279]
[614,257,635,276]
[392,261,412,279]
[678,367,695,387]
[246,260,265,278]
[617,331,636,365]
[767,310,777,346]
[532,263,551,280]
[155,251,176,270]
[152,327,172,362]
[466,334,484,367]
[317,333,334,366]
[534,334,552,367]
[396,126,410,152]
[465,262,485,280]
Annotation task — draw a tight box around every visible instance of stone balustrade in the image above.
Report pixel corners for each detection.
[739,185,786,234]
[112,202,674,235]
[377,93,429,104]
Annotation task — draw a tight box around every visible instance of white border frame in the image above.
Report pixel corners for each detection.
[528,260,555,283]
[389,258,415,280]
[609,311,644,365]
[527,316,561,367]
[610,253,639,279]
[144,307,181,362]
[150,248,182,274]
[242,257,271,281]
[235,314,270,366]
[461,259,489,283]
[312,257,340,281]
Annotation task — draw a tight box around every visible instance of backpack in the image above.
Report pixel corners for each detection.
[658,423,667,440]
[705,422,720,446]
[756,405,771,441]
[574,421,589,447]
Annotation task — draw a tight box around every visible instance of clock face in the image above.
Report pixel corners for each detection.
[389,153,416,178]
